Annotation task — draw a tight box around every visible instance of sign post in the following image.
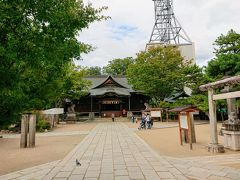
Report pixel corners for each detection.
[170,106,198,150]
[150,108,162,121]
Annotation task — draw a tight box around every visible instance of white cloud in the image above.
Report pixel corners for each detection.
[76,0,240,67]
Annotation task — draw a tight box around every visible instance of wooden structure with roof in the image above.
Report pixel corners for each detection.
[73,75,149,118]
[169,105,199,149]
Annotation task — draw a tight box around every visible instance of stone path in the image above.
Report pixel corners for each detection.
[1,122,240,180]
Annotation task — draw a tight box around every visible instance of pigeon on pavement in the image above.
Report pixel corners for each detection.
[76,159,81,166]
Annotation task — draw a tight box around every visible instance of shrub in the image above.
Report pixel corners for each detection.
[36,117,51,132]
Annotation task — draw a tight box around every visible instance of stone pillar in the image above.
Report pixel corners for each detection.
[227,98,236,115]
[28,115,36,148]
[89,112,95,120]
[207,88,224,153]
[20,115,29,148]
[225,86,236,116]
[50,115,54,128]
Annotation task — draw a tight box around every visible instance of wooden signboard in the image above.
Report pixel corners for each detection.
[179,114,188,129]
[178,112,193,150]
[150,110,161,118]
[150,108,162,121]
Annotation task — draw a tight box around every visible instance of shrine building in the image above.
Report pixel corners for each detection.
[73,75,149,117]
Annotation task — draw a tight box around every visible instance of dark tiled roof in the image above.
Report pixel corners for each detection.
[84,75,135,96]
[85,75,133,90]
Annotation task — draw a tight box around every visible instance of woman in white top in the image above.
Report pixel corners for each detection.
[146,114,151,129]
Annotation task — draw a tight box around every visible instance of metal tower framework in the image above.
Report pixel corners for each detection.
[149,0,192,45]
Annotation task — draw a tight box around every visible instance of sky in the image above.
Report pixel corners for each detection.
[77,0,240,68]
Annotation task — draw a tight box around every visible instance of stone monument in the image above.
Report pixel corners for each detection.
[66,104,77,122]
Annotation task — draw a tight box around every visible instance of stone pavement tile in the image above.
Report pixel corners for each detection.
[68,174,84,180]
[0,173,22,180]
[72,167,88,175]
[16,169,51,180]
[125,162,138,167]
[145,174,161,180]
[115,169,129,176]
[114,161,126,165]
[83,178,98,180]
[115,176,130,180]
[174,167,189,174]
[208,169,227,177]
[157,172,175,179]
[84,170,100,178]
[101,164,113,170]
[99,173,114,180]
[102,159,113,163]
[168,167,183,175]
[225,172,240,180]
[55,171,72,178]
[205,165,224,171]
[127,166,141,172]
[186,170,210,179]
[124,158,135,162]
[150,162,164,166]
[223,167,240,174]
[153,166,168,172]
[174,174,189,180]
[114,164,127,170]
[207,175,232,180]
[18,168,40,175]
[87,165,101,171]
[128,171,145,179]
[102,164,114,168]
[141,169,157,175]
[90,161,101,165]
[101,167,114,174]
[33,175,45,180]
[53,178,68,180]
[60,165,75,172]
[139,165,153,170]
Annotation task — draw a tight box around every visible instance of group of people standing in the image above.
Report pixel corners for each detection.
[137,113,153,130]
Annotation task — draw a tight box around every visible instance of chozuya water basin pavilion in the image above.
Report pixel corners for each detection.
[71,75,149,118]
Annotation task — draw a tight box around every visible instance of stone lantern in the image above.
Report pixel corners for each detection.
[222,112,240,150]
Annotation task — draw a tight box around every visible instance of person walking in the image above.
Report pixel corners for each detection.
[138,113,146,130]
[131,115,135,123]
[146,113,151,129]
[111,113,115,122]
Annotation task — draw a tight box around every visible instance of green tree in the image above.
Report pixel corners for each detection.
[214,29,240,55]
[103,57,134,75]
[126,46,187,102]
[86,66,102,76]
[206,29,240,79]
[183,65,212,94]
[62,64,91,101]
[0,0,106,126]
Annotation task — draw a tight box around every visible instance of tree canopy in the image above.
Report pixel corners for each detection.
[85,66,102,76]
[0,0,106,126]
[126,46,187,101]
[103,57,134,75]
[206,29,240,79]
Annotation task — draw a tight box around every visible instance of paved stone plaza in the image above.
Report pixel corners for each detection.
[1,122,240,180]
